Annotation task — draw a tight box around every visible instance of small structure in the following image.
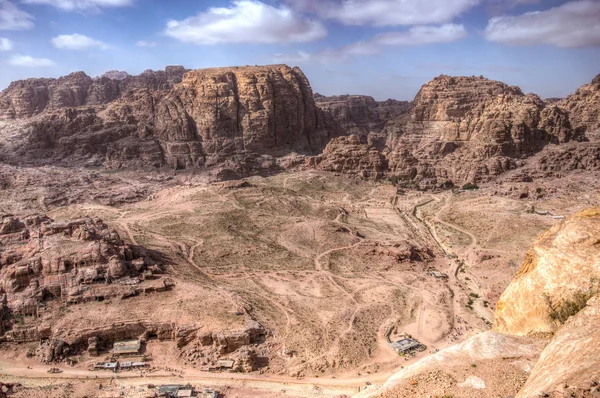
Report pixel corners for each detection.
[428,270,449,280]
[158,385,180,397]
[120,361,148,370]
[92,362,120,371]
[390,337,425,355]
[203,389,219,398]
[112,339,141,356]
[209,359,234,372]
[177,388,193,397]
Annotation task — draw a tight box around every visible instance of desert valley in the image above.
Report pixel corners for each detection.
[0,63,598,398]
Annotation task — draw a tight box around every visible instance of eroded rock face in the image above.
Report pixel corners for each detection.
[558,74,600,141]
[315,94,411,139]
[312,74,599,186]
[1,65,332,175]
[384,75,577,185]
[0,67,188,120]
[0,214,165,340]
[517,296,600,397]
[494,208,600,336]
[309,135,387,179]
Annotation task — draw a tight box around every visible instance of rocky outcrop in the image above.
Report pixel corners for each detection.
[0,214,166,341]
[494,208,600,336]
[313,74,598,186]
[557,74,600,141]
[517,296,600,397]
[308,135,387,179]
[384,75,576,185]
[314,94,410,139]
[1,65,333,175]
[0,67,188,119]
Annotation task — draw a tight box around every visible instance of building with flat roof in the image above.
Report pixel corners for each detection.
[390,338,422,354]
[112,340,141,356]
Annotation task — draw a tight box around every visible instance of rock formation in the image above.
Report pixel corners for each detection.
[0,214,166,341]
[494,208,600,336]
[1,65,599,185]
[363,209,600,397]
[314,94,411,139]
[315,74,600,186]
[517,295,600,397]
[0,65,333,176]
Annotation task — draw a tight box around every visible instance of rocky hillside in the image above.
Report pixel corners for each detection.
[360,208,600,398]
[0,65,333,176]
[316,74,600,185]
[494,208,600,336]
[1,65,599,185]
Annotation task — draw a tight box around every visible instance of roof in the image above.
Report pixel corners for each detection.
[113,340,141,354]
[159,385,180,394]
[217,359,234,368]
[391,338,421,352]
[177,389,193,397]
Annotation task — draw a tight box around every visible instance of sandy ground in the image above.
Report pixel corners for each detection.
[1,170,596,397]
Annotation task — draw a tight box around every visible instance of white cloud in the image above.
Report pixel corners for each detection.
[0,0,34,30]
[164,0,326,45]
[136,40,156,47]
[274,24,467,64]
[51,33,110,50]
[8,54,55,67]
[21,0,134,11]
[484,0,600,47]
[287,0,479,26]
[0,36,12,50]
[373,24,467,46]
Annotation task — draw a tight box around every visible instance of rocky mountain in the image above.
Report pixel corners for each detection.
[315,74,600,186]
[0,65,599,185]
[0,65,333,178]
[314,93,411,139]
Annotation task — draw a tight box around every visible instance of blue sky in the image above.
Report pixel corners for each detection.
[0,0,599,100]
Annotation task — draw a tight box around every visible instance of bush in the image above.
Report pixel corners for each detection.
[547,290,596,323]
[469,293,479,298]
[462,183,479,190]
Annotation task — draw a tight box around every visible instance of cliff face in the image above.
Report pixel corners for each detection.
[315,94,411,139]
[0,65,332,173]
[0,66,188,120]
[1,66,599,184]
[517,296,600,397]
[385,75,578,185]
[558,74,600,141]
[494,208,600,336]
[315,74,599,186]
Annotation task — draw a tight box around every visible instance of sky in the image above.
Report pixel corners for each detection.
[0,0,599,100]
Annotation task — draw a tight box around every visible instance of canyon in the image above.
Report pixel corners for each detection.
[0,65,598,397]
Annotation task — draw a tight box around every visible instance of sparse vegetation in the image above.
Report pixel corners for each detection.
[545,289,597,323]
[462,182,479,190]
[469,293,479,299]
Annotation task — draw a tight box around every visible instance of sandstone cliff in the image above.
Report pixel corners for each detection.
[494,208,600,336]
[359,209,600,398]
[315,74,599,186]
[517,295,600,397]
[0,65,332,175]
[2,66,600,185]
